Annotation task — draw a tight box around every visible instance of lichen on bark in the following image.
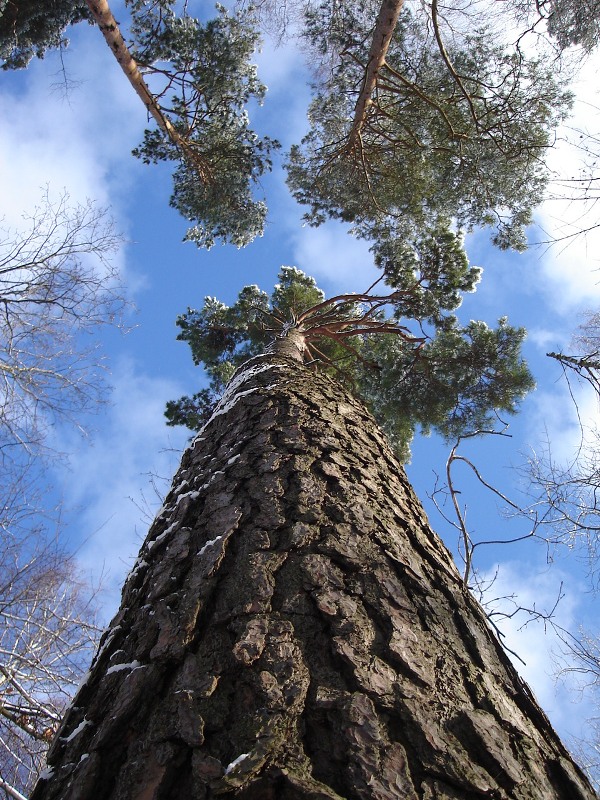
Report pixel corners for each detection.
[31,354,597,800]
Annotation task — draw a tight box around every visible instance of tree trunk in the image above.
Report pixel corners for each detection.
[31,353,596,800]
[347,0,404,153]
[85,0,192,163]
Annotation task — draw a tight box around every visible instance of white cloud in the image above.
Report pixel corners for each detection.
[292,221,380,294]
[527,326,570,352]
[534,217,600,313]
[52,359,188,620]
[0,29,140,216]
[256,42,312,147]
[534,52,600,311]
[255,34,309,96]
[0,22,147,297]
[527,369,598,464]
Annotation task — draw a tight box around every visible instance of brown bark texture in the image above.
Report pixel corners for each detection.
[31,354,596,800]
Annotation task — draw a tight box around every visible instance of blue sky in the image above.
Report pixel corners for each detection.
[1,3,600,761]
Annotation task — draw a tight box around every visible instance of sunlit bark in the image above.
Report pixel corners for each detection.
[347,0,405,151]
[84,0,188,154]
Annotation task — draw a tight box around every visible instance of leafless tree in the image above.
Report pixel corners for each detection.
[550,626,600,788]
[524,431,600,574]
[429,426,539,586]
[0,189,127,463]
[547,311,600,396]
[430,311,600,587]
[516,312,600,578]
[426,425,568,663]
[432,312,600,785]
[0,459,102,798]
[0,189,127,797]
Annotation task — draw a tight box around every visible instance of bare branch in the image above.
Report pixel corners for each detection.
[0,189,128,463]
[0,459,102,794]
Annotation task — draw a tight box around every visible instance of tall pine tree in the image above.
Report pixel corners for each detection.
[30,346,595,799]
[165,265,534,461]
[3,0,598,796]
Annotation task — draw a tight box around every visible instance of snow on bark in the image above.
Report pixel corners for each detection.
[59,719,92,744]
[105,661,144,676]
[31,354,596,799]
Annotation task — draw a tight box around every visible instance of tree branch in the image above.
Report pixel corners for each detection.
[85,0,208,177]
[347,0,405,151]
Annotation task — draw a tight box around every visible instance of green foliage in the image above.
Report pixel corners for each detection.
[2,0,278,249]
[271,266,325,320]
[358,318,534,460]
[546,0,600,52]
[165,267,333,430]
[131,5,279,249]
[373,221,482,324]
[287,4,572,251]
[165,388,217,431]
[0,0,89,69]
[512,0,600,54]
[167,262,534,462]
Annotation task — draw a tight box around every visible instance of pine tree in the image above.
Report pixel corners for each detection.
[1,0,278,249]
[165,264,534,461]
[6,2,599,796]
[0,0,89,69]
[287,0,572,251]
[30,345,596,799]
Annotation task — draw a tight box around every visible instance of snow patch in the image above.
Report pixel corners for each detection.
[209,386,276,425]
[128,558,149,578]
[175,489,200,507]
[195,361,287,437]
[94,626,121,663]
[61,718,92,743]
[76,669,91,692]
[198,470,226,492]
[153,490,202,538]
[198,536,223,556]
[38,767,54,781]
[225,753,250,774]
[106,660,143,676]
[109,650,126,662]
[147,528,172,551]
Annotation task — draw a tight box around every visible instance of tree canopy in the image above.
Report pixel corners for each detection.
[0,0,89,69]
[1,0,279,249]
[3,0,600,793]
[287,0,572,251]
[166,256,534,461]
[0,0,581,253]
[129,3,279,248]
[510,0,600,55]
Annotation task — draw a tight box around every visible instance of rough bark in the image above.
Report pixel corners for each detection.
[31,353,596,800]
